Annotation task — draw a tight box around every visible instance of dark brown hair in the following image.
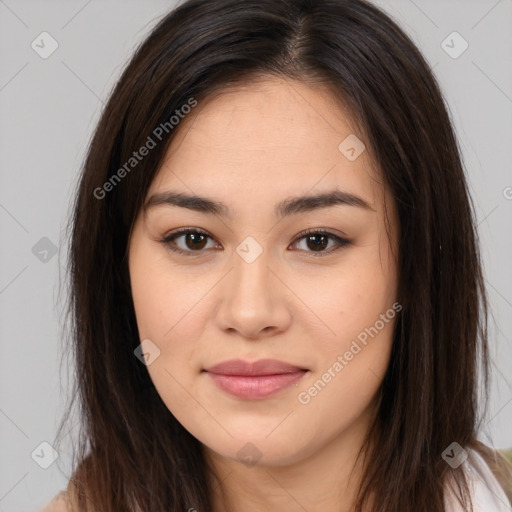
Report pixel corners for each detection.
[55,0,511,511]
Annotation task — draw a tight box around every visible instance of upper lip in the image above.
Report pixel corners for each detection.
[204,359,307,376]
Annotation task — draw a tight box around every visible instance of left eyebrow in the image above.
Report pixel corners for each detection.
[143,188,376,219]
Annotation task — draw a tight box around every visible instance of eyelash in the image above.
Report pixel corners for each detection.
[159,227,351,258]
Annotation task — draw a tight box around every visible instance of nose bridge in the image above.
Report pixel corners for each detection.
[230,237,274,305]
[215,236,291,338]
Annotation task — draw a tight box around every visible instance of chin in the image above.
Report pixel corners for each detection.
[201,432,319,469]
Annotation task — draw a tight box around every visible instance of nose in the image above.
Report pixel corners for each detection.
[214,249,293,340]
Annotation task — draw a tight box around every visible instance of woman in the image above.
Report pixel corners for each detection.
[43,0,512,510]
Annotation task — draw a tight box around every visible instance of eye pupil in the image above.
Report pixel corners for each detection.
[186,233,207,250]
[307,234,328,251]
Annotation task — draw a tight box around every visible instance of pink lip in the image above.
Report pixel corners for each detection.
[205,358,306,376]
[203,359,308,400]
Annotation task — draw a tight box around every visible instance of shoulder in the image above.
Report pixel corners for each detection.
[39,491,70,512]
[445,449,512,512]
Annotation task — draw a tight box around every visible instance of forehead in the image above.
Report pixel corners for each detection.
[148,76,381,209]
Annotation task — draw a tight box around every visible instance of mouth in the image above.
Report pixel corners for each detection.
[203,358,308,376]
[202,359,309,400]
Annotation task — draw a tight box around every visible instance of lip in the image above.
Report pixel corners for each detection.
[204,358,307,376]
[203,359,308,400]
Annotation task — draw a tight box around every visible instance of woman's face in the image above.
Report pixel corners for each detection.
[128,77,399,468]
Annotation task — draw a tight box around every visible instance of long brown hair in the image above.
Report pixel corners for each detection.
[55,0,511,510]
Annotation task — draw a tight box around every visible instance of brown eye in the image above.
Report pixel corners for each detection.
[291,229,351,257]
[182,232,208,250]
[161,228,218,255]
[304,234,329,252]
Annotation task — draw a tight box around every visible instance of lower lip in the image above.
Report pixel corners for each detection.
[206,371,307,400]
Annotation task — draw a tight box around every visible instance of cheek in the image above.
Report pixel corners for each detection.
[299,260,397,417]
[295,309,396,427]
[130,270,206,380]
[291,244,397,351]
[129,252,206,425]
[129,239,203,339]
[129,242,218,394]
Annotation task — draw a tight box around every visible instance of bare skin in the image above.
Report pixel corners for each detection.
[52,76,399,512]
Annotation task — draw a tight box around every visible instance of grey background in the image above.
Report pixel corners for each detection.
[0,1,511,510]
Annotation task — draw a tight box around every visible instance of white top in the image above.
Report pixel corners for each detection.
[444,449,512,512]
